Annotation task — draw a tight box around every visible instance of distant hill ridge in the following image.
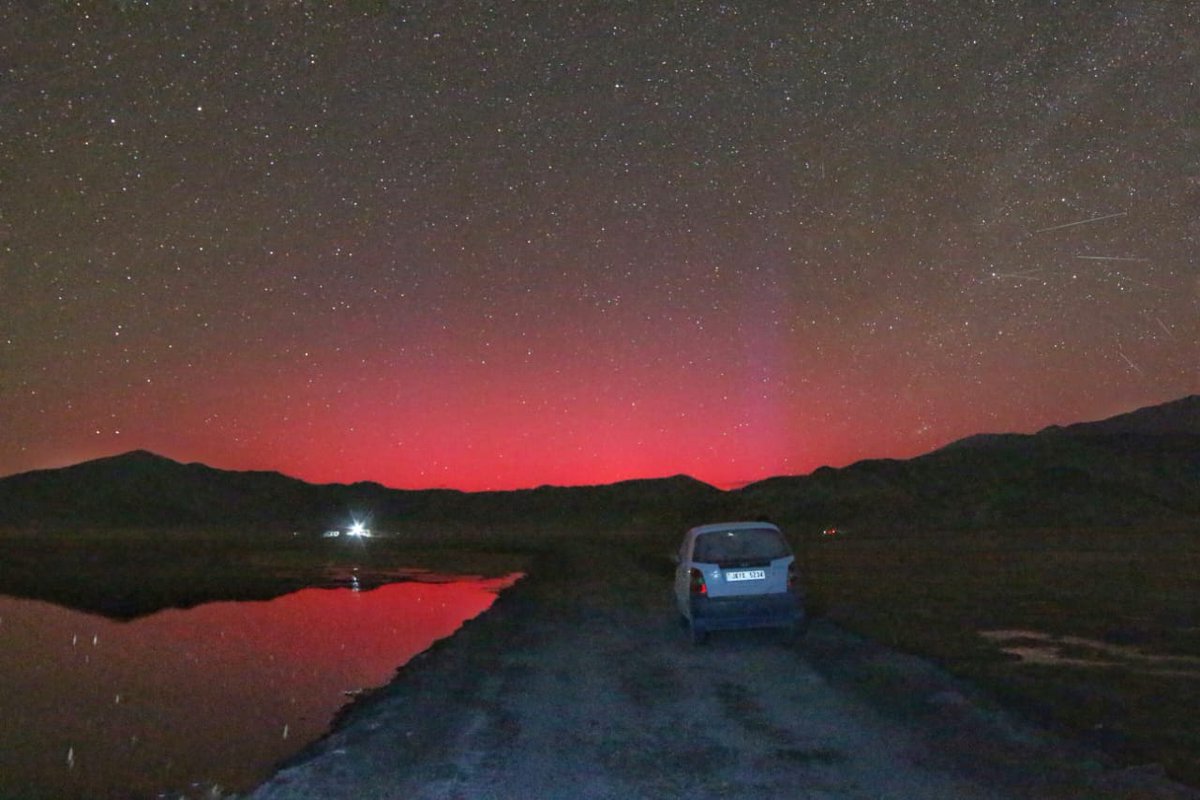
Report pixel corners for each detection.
[935,394,1200,453]
[1047,394,1200,436]
[736,395,1198,528]
[0,395,1196,530]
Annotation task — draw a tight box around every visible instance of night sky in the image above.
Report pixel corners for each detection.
[2,2,1196,491]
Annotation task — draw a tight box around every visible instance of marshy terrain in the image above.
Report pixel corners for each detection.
[2,522,1197,798]
[0,527,527,799]
[247,527,1198,799]
[802,525,1200,788]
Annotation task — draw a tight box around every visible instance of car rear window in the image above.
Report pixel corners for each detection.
[693,528,790,563]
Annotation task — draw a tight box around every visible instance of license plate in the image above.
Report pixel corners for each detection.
[725,569,765,582]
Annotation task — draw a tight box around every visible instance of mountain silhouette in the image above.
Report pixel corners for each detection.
[737,395,1199,528]
[1,395,1196,531]
[0,450,726,530]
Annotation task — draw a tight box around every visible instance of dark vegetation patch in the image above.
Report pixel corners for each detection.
[772,746,847,766]
[616,657,683,706]
[715,680,793,744]
[796,525,1200,787]
[0,525,529,618]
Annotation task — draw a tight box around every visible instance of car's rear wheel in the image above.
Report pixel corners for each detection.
[689,620,708,645]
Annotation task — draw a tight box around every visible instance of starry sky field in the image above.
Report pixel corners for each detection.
[2,1,1196,491]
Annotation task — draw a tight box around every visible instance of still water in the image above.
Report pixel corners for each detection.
[0,573,521,799]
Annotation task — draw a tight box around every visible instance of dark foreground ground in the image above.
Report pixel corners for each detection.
[3,524,1195,797]
[248,539,1198,800]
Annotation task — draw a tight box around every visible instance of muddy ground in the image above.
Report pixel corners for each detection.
[248,543,1197,800]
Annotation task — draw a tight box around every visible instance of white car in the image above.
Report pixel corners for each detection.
[673,521,805,644]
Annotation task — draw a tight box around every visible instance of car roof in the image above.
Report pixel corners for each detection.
[686,521,781,538]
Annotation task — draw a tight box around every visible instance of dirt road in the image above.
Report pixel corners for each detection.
[248,544,1195,800]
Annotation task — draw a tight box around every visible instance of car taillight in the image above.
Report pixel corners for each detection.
[689,568,707,596]
[787,562,797,591]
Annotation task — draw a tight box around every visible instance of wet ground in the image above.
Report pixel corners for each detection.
[248,544,1199,800]
[0,574,518,800]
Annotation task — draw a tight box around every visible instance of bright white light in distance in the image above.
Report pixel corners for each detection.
[348,521,367,537]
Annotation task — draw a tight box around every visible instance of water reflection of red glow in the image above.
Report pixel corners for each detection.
[0,575,520,800]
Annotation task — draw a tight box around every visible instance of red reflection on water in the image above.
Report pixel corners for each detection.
[0,575,520,800]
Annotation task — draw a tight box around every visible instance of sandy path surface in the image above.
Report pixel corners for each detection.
[248,546,1196,800]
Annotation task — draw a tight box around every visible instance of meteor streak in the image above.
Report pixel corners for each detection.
[991,271,1043,282]
[1117,349,1143,374]
[1034,212,1127,233]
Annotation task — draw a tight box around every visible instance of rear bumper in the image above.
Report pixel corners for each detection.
[689,592,804,632]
